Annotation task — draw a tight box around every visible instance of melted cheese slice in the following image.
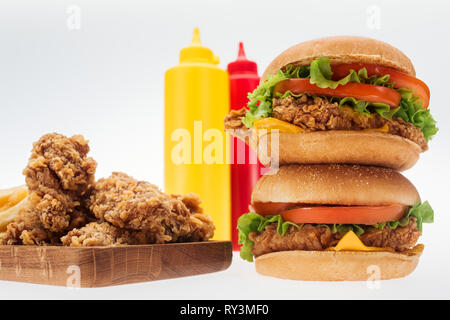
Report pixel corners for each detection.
[253,118,303,133]
[363,123,389,133]
[328,231,391,252]
[253,117,389,135]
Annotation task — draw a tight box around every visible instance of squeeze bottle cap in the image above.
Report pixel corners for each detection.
[179,28,220,65]
[227,42,258,75]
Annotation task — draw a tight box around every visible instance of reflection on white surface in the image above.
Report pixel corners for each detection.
[0,250,448,299]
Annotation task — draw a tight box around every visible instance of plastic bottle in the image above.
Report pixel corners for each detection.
[164,28,230,240]
[227,42,263,250]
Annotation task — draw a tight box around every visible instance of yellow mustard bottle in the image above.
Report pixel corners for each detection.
[164,28,230,240]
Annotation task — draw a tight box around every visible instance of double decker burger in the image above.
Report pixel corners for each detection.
[224,36,437,171]
[238,164,434,281]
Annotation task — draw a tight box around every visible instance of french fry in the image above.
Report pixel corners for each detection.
[0,185,29,232]
[0,185,28,212]
[0,196,28,232]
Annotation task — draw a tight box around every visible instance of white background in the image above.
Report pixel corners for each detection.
[0,0,449,299]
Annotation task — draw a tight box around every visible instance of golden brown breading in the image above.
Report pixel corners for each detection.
[224,107,248,130]
[1,133,215,247]
[61,222,131,246]
[24,133,97,197]
[0,197,61,245]
[187,213,215,242]
[23,133,97,233]
[61,217,215,247]
[223,96,428,150]
[249,218,421,258]
[61,221,177,246]
[272,95,427,150]
[87,172,214,244]
[1,133,97,245]
[169,193,215,241]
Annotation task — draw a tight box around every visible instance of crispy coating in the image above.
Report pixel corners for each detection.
[61,216,215,247]
[61,221,167,246]
[61,222,131,246]
[223,96,428,150]
[224,107,248,130]
[0,197,61,245]
[249,218,421,257]
[87,172,215,244]
[272,95,428,150]
[1,133,215,247]
[1,133,97,245]
[187,213,215,242]
[22,133,97,233]
[24,133,97,196]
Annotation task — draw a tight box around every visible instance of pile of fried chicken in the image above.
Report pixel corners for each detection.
[0,133,214,246]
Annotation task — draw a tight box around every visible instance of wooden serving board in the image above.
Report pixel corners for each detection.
[0,241,232,288]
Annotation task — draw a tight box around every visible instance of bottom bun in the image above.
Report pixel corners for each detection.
[254,245,424,281]
[252,130,422,171]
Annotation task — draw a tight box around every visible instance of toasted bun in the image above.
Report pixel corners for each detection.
[251,130,421,171]
[254,245,423,281]
[252,164,420,206]
[262,36,415,81]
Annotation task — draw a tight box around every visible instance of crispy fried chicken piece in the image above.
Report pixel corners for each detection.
[61,222,131,246]
[187,213,215,242]
[24,133,97,197]
[23,133,97,233]
[272,95,428,150]
[0,196,61,245]
[2,133,215,247]
[223,96,428,150]
[61,221,170,246]
[1,133,97,245]
[87,172,215,244]
[224,107,248,130]
[169,193,215,241]
[249,218,421,258]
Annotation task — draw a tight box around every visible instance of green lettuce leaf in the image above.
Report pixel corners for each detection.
[319,223,365,236]
[243,56,395,128]
[237,201,434,262]
[243,57,437,140]
[374,201,434,232]
[310,57,358,89]
[373,216,410,230]
[406,201,434,232]
[333,96,399,120]
[275,90,305,99]
[309,57,394,89]
[275,92,398,121]
[243,65,308,128]
[237,212,299,262]
[393,89,438,141]
[308,58,437,139]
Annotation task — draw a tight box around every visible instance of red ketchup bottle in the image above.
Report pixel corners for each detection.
[227,42,264,251]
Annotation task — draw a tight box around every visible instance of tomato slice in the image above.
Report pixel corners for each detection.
[273,79,401,108]
[331,63,430,108]
[275,205,407,225]
[252,202,302,215]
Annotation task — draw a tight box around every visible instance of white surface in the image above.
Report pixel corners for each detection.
[1,0,450,299]
[0,251,448,300]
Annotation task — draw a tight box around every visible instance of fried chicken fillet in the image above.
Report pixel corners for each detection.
[1,134,215,247]
[1,133,97,245]
[61,222,161,246]
[62,172,215,246]
[250,218,421,258]
[224,96,428,150]
[61,222,132,246]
